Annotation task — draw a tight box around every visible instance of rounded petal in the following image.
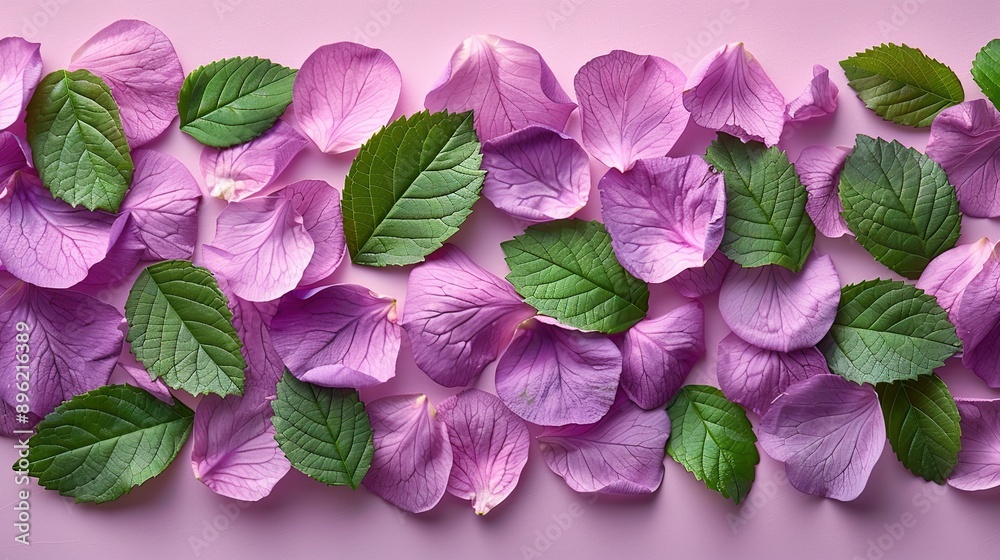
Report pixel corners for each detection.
[77,214,144,285]
[796,145,852,238]
[574,50,687,171]
[957,245,1000,387]
[916,238,994,323]
[0,130,27,186]
[481,125,589,222]
[424,35,576,141]
[228,296,283,401]
[0,37,42,130]
[495,320,621,426]
[666,250,732,298]
[949,398,1000,491]
[784,65,838,123]
[294,42,401,154]
[926,100,1000,218]
[600,156,726,283]
[69,20,184,146]
[277,180,346,287]
[122,149,201,261]
[759,374,885,501]
[437,389,530,515]
[719,253,840,352]
[200,120,308,202]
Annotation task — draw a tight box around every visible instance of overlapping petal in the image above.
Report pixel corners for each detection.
[784,65,838,123]
[0,37,42,130]
[926,100,1000,218]
[279,180,345,287]
[796,145,851,238]
[666,250,732,298]
[200,120,308,202]
[916,238,994,323]
[956,245,1000,387]
[949,398,1000,491]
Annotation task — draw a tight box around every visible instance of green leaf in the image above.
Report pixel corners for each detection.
[839,135,961,279]
[342,109,485,267]
[665,385,759,504]
[125,260,246,397]
[502,219,649,334]
[704,134,814,272]
[21,385,192,503]
[972,39,1000,111]
[876,374,961,483]
[840,43,964,127]
[177,56,296,148]
[819,279,962,385]
[25,69,133,212]
[271,372,374,488]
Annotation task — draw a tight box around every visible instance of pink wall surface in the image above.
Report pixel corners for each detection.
[3,1,1000,559]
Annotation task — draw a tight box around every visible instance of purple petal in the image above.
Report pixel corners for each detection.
[122,149,201,261]
[424,35,576,141]
[69,20,183,147]
[230,296,283,401]
[481,125,589,222]
[271,284,400,388]
[600,156,726,283]
[574,50,687,171]
[716,333,829,416]
[926,100,1000,218]
[277,180,345,287]
[437,389,530,514]
[916,238,994,323]
[294,42,401,154]
[949,398,1000,491]
[494,319,621,426]
[1,399,40,436]
[363,394,453,513]
[200,120,307,202]
[191,394,291,501]
[666,250,732,298]
[797,145,852,238]
[617,301,705,409]
[0,171,115,288]
[0,280,124,419]
[0,37,41,130]
[200,195,313,302]
[401,244,534,387]
[957,245,1000,387]
[719,253,840,352]
[759,374,885,501]
[0,130,27,186]
[682,42,785,146]
[77,214,144,286]
[784,65,838,123]
[538,393,670,494]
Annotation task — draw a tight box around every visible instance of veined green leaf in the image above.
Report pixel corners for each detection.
[972,39,1000,111]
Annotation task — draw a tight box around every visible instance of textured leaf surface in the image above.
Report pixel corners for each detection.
[342,110,485,267]
[665,385,759,503]
[270,372,373,488]
[819,279,961,384]
[704,134,814,272]
[502,219,649,334]
[877,374,961,483]
[125,260,246,397]
[24,385,192,503]
[25,69,133,212]
[839,135,961,279]
[972,40,1000,111]
[840,43,963,127]
[177,56,296,147]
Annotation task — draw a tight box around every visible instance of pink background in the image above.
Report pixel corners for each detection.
[4,0,1000,558]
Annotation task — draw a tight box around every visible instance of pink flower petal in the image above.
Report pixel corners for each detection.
[0,170,115,288]
[574,50,687,171]
[682,42,785,147]
[229,296,283,401]
[122,149,201,261]
[294,42,401,154]
[926,100,1000,218]
[424,35,576,141]
[481,125,590,222]
[759,374,885,501]
[916,238,994,324]
[191,394,291,501]
[69,20,184,147]
[716,333,829,416]
[495,319,621,426]
[401,244,534,387]
[784,65,838,123]
[363,394,453,513]
[271,284,400,388]
[0,130,27,186]
[538,392,670,494]
[600,155,726,283]
[77,214,144,285]
[617,301,705,409]
[796,145,852,238]
[719,253,840,352]
[949,398,1000,491]
[0,37,41,130]
[200,120,308,202]
[437,389,530,515]
[957,245,1000,387]
[279,180,345,287]
[666,250,732,298]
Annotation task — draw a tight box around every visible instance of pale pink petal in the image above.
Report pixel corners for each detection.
[719,253,840,352]
[424,35,576,141]
[574,50,687,171]
[949,398,1000,491]
[926,100,1000,218]
[957,245,1000,387]
[797,145,852,238]
[784,65,838,123]
[277,180,345,287]
[666,250,732,298]
[0,37,41,130]
[600,156,726,283]
[200,120,308,202]
[294,42,401,154]
[916,238,994,324]
[363,394,453,513]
